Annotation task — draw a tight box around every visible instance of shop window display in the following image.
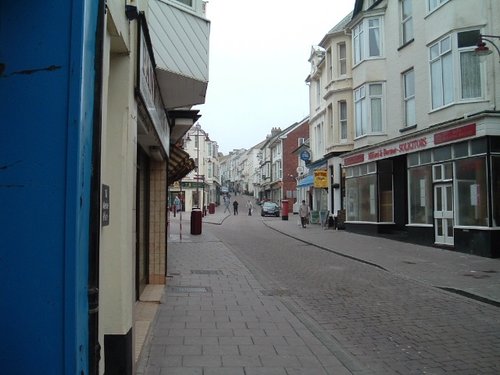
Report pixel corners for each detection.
[455,157,488,226]
[491,156,500,227]
[346,174,377,222]
[408,166,433,224]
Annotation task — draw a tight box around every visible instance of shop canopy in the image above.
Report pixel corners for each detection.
[297,174,314,187]
[168,145,195,184]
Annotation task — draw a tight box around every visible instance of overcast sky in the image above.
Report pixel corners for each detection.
[196,0,356,155]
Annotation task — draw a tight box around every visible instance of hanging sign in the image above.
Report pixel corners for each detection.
[314,170,328,188]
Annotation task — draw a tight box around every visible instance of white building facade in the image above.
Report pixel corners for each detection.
[341,0,500,257]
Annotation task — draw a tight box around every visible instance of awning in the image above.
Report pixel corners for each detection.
[297,175,314,187]
[168,145,195,184]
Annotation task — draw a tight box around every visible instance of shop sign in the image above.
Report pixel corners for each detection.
[138,27,170,153]
[344,153,365,167]
[434,123,476,145]
[342,122,477,167]
[300,150,311,162]
[368,137,428,160]
[314,170,328,188]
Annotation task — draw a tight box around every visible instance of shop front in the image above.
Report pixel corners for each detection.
[342,117,500,258]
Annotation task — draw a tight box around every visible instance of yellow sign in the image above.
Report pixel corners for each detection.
[314,170,328,188]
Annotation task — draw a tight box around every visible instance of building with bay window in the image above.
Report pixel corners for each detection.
[341,0,500,257]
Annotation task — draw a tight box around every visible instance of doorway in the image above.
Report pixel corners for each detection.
[434,183,454,245]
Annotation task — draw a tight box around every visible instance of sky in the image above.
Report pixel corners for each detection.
[196,0,356,155]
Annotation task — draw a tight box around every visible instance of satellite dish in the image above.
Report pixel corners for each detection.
[296,166,304,174]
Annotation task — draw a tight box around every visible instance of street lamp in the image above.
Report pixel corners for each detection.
[475,34,500,63]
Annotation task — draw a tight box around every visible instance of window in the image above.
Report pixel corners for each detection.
[492,156,500,227]
[327,104,334,143]
[175,0,193,6]
[456,157,488,226]
[401,0,413,44]
[327,48,333,82]
[355,83,384,137]
[430,30,483,110]
[408,166,433,224]
[353,23,364,65]
[403,69,416,127]
[458,30,482,100]
[346,175,378,222]
[430,36,453,109]
[315,78,321,106]
[353,17,383,65]
[339,101,348,141]
[428,0,448,13]
[338,42,347,76]
[314,122,324,157]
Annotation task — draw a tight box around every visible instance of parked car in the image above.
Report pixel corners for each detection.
[261,201,280,217]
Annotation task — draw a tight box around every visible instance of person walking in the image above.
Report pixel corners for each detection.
[299,200,310,228]
[246,200,253,216]
[233,200,239,215]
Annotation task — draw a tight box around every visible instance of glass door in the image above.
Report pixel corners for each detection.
[434,183,454,245]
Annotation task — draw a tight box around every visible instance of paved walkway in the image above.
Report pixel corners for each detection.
[136,200,500,374]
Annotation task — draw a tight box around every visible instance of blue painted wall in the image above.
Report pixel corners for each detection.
[0,1,99,373]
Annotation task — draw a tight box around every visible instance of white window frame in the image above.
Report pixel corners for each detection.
[327,104,334,143]
[400,0,413,45]
[429,35,453,110]
[327,47,333,82]
[314,122,324,158]
[429,31,484,111]
[458,30,483,101]
[354,83,385,137]
[427,0,449,13]
[403,69,416,127]
[315,78,321,107]
[339,101,348,142]
[352,17,383,66]
[353,23,364,65]
[338,42,347,76]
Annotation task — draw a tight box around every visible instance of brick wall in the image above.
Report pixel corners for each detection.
[282,120,309,212]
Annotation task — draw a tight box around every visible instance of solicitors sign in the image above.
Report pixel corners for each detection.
[343,123,477,167]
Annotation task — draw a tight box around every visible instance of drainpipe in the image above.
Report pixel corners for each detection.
[88,0,106,373]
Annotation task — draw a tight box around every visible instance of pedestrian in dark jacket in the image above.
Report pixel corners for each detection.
[233,200,239,215]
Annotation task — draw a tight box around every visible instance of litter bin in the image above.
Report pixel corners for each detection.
[190,208,202,235]
[209,202,215,214]
[281,200,289,221]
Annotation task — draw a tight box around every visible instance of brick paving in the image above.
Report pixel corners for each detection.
[137,200,500,374]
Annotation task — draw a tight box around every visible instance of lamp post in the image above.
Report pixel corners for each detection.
[195,123,201,208]
[475,34,500,63]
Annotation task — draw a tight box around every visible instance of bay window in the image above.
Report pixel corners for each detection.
[458,30,482,100]
[353,17,383,65]
[338,42,347,76]
[430,36,453,109]
[430,30,483,110]
[339,101,347,141]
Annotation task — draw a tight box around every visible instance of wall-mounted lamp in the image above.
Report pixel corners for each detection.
[475,34,500,63]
